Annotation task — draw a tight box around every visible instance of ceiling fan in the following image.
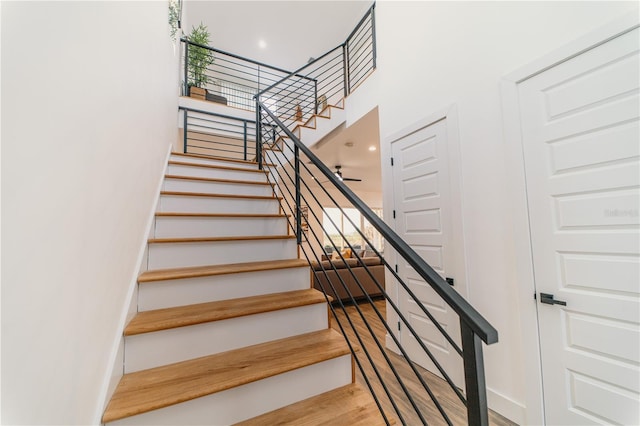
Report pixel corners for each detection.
[332,165,362,182]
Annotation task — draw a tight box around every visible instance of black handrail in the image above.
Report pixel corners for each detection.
[181,38,316,112]
[181,38,296,76]
[256,44,343,99]
[258,102,498,344]
[256,98,497,425]
[179,106,277,161]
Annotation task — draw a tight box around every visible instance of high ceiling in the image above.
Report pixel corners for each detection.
[183,1,373,71]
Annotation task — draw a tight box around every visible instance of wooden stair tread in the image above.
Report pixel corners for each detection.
[235,383,391,426]
[160,190,281,200]
[155,212,288,218]
[139,259,308,282]
[164,174,274,186]
[172,152,276,167]
[168,160,268,174]
[102,329,350,423]
[148,234,295,244]
[124,288,325,336]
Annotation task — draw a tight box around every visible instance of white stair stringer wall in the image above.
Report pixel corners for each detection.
[101,144,174,414]
[104,152,354,425]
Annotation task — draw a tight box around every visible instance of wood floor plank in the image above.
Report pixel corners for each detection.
[138,259,307,282]
[235,383,391,426]
[102,329,351,423]
[125,289,326,336]
[330,300,517,426]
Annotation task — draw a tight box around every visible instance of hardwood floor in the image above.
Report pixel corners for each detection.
[329,300,517,426]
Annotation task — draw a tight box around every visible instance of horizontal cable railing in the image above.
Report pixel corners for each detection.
[256,3,377,130]
[256,99,498,425]
[179,107,277,161]
[179,4,377,163]
[181,40,315,112]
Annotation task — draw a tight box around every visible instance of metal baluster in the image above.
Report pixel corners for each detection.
[255,102,262,169]
[295,145,301,244]
[461,320,489,426]
[183,41,189,96]
[243,120,247,161]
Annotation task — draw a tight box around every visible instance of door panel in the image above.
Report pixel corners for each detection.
[518,27,639,425]
[391,118,463,387]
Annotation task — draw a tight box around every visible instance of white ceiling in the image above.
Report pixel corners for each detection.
[307,107,381,193]
[183,1,373,71]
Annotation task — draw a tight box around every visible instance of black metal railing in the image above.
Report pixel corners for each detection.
[256,4,377,130]
[180,3,377,151]
[179,107,278,161]
[255,99,498,426]
[181,39,315,112]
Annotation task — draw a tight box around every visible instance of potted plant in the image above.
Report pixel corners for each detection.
[186,23,214,100]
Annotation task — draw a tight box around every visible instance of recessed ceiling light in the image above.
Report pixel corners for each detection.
[368,146,377,151]
[258,39,267,49]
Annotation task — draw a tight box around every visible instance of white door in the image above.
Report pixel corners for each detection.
[518,26,640,425]
[390,118,463,387]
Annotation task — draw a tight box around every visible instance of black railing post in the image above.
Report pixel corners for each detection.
[342,43,349,97]
[243,120,248,161]
[371,5,377,70]
[255,101,262,169]
[183,41,189,96]
[461,320,489,426]
[182,110,188,153]
[295,145,302,244]
[314,80,318,115]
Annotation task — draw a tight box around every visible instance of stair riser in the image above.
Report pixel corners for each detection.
[147,238,297,269]
[153,216,288,238]
[162,178,273,197]
[167,164,267,182]
[157,195,281,214]
[108,355,352,425]
[138,267,310,311]
[170,155,257,169]
[261,152,289,175]
[124,304,329,373]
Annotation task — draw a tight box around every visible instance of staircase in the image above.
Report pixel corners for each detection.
[102,152,387,425]
[261,99,347,167]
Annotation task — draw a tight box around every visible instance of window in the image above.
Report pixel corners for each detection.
[322,207,383,254]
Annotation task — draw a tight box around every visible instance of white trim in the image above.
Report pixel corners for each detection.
[500,9,639,426]
[93,143,173,424]
[487,387,526,426]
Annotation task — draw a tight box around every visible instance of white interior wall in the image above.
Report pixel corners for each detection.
[1,1,178,424]
[374,2,638,423]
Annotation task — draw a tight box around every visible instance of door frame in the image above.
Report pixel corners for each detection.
[381,104,469,355]
[500,11,640,425]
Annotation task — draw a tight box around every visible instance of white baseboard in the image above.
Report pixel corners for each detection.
[488,387,526,425]
[93,143,173,424]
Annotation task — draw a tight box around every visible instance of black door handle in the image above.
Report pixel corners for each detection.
[540,293,567,306]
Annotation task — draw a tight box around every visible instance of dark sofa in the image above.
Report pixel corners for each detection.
[311,256,385,302]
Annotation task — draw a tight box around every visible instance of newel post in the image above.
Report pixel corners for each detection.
[461,319,489,426]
